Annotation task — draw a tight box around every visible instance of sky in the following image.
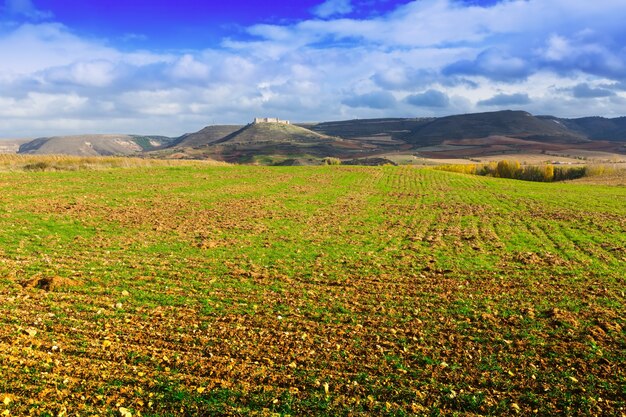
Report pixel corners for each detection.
[1,0,626,138]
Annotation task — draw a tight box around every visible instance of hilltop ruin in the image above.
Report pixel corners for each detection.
[253,117,290,125]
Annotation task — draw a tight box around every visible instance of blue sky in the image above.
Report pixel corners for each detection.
[1,0,626,137]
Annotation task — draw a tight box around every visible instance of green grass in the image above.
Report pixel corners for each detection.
[0,164,624,416]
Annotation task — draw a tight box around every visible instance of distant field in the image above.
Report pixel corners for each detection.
[0,154,224,171]
[0,164,624,416]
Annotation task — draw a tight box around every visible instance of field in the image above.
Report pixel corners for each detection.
[0,163,624,416]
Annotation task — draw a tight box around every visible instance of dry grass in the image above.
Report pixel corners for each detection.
[572,165,626,185]
[0,154,226,171]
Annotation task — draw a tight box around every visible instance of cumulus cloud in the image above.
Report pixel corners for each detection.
[571,83,615,99]
[371,67,476,90]
[43,60,118,88]
[443,49,532,82]
[539,33,626,80]
[2,0,626,137]
[312,0,353,18]
[342,91,397,109]
[405,90,450,108]
[169,55,210,81]
[478,93,531,106]
[0,23,167,76]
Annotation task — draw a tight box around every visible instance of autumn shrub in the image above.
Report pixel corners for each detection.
[495,160,521,179]
[433,164,477,175]
[323,157,341,165]
[584,164,622,177]
[436,160,593,182]
[553,166,586,181]
[23,161,51,171]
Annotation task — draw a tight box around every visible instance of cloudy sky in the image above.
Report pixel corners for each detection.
[1,0,626,138]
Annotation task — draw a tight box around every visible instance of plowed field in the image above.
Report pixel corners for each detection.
[0,165,624,416]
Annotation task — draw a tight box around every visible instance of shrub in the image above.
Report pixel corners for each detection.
[23,161,51,171]
[436,160,592,183]
[433,164,477,175]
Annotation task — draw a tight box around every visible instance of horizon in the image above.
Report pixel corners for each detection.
[1,0,626,138]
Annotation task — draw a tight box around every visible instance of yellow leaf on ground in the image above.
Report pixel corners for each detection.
[2,397,10,406]
[119,407,132,417]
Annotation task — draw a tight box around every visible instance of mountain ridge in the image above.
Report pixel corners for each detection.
[15,110,626,162]
[19,134,174,156]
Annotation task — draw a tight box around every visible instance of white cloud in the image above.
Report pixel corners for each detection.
[2,0,626,138]
[542,35,571,61]
[117,89,188,116]
[0,23,170,76]
[170,55,210,80]
[0,92,87,118]
[44,60,117,87]
[312,0,353,18]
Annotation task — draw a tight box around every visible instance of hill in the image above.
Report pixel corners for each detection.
[403,110,588,145]
[0,138,31,154]
[13,110,626,162]
[162,122,370,163]
[172,125,244,148]
[215,122,334,144]
[19,134,173,156]
[545,116,626,141]
[305,117,432,140]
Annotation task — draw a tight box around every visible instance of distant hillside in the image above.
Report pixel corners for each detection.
[12,110,626,162]
[305,118,432,140]
[403,110,588,145]
[0,139,31,154]
[545,116,626,141]
[160,122,369,163]
[19,135,173,156]
[215,122,335,144]
[172,125,244,148]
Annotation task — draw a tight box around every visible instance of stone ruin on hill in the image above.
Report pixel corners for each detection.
[253,117,290,125]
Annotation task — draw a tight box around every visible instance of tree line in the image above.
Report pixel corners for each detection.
[435,160,589,182]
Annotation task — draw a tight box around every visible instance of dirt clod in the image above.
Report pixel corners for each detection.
[20,276,77,291]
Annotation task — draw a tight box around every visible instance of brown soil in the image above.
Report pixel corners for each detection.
[20,275,78,291]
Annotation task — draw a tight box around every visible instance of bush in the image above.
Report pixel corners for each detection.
[323,157,341,165]
[436,160,591,183]
[23,161,51,171]
[434,164,477,175]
